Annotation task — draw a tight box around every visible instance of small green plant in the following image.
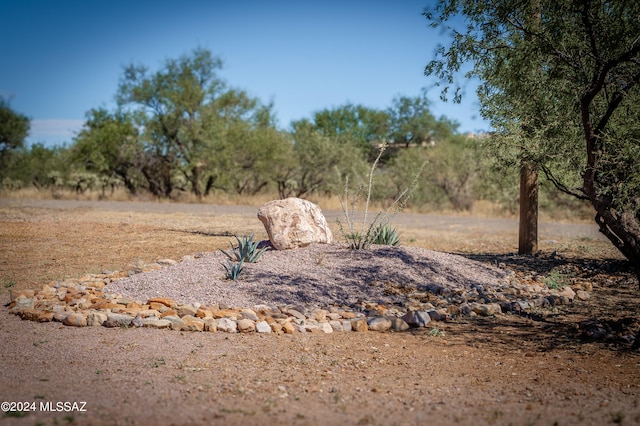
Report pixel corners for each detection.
[220,234,266,263]
[429,327,446,337]
[372,223,400,246]
[544,269,569,289]
[222,259,244,281]
[338,143,424,250]
[150,357,166,368]
[4,281,16,288]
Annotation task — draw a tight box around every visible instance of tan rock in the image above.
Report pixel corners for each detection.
[216,317,237,333]
[88,300,120,310]
[147,297,177,308]
[143,319,172,329]
[138,310,161,318]
[237,318,256,333]
[214,309,240,319]
[148,302,169,312]
[160,309,178,318]
[257,197,333,250]
[63,312,87,327]
[17,308,40,321]
[180,316,205,332]
[177,305,198,317]
[87,311,108,326]
[196,309,213,319]
[351,319,369,332]
[282,322,296,334]
[204,318,218,332]
[37,311,55,322]
[9,289,35,302]
[270,322,283,334]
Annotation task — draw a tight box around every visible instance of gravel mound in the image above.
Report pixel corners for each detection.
[106,243,507,308]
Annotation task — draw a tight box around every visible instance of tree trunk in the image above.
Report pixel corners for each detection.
[518,162,538,255]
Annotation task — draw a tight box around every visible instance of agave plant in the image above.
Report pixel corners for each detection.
[222,259,244,281]
[372,223,400,246]
[219,234,267,263]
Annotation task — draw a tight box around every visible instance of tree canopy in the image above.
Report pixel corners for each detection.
[0,97,30,171]
[425,0,640,279]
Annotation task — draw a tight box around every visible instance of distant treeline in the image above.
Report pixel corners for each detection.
[0,48,587,217]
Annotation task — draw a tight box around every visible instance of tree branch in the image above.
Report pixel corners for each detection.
[540,164,589,200]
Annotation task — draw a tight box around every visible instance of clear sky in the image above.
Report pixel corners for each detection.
[1,0,487,147]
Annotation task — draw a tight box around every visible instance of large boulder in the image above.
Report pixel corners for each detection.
[257,198,333,250]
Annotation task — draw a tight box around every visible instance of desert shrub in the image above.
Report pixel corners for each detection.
[338,143,423,249]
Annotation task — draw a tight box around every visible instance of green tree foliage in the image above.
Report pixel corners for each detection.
[386,89,457,148]
[0,98,30,175]
[4,144,69,190]
[425,0,640,277]
[225,120,292,195]
[116,47,276,198]
[382,135,482,211]
[301,104,389,160]
[277,120,368,198]
[72,108,142,194]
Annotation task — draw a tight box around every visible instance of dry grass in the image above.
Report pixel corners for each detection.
[0,187,596,223]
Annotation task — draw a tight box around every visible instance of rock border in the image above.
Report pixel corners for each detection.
[6,256,590,335]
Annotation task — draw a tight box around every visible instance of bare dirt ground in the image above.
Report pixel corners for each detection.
[0,198,639,426]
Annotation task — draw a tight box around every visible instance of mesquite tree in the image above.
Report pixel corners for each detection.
[425,0,640,281]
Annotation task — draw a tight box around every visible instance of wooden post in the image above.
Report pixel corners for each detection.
[518,162,538,254]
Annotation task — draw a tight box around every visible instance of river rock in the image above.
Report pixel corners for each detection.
[63,312,87,327]
[402,310,432,327]
[217,317,238,333]
[257,197,333,250]
[367,316,393,332]
[256,320,272,333]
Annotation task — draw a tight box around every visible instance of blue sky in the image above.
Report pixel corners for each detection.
[1,0,487,147]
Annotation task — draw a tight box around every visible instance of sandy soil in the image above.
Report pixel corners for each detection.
[0,198,639,426]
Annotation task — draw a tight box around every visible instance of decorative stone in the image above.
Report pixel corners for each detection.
[196,309,213,319]
[471,303,502,316]
[214,309,240,319]
[319,322,333,333]
[240,309,260,321]
[329,320,344,332]
[237,318,256,332]
[351,319,369,332]
[257,197,333,250]
[402,311,431,327]
[104,313,134,328]
[63,312,87,327]
[390,317,410,332]
[575,290,590,301]
[143,319,172,329]
[427,309,447,322]
[203,318,218,332]
[180,316,205,332]
[367,317,393,332]
[177,305,198,317]
[162,315,185,330]
[87,311,108,326]
[217,317,238,333]
[282,322,296,334]
[147,297,177,308]
[256,320,272,333]
[269,322,283,334]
